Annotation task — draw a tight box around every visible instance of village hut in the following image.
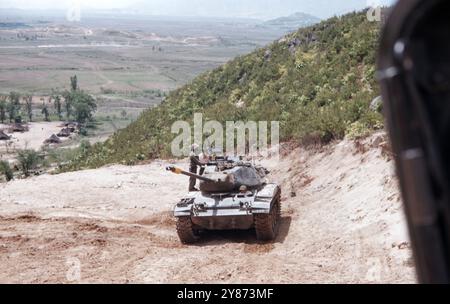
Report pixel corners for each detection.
[0,130,10,140]
[44,134,62,144]
[57,128,71,137]
[10,123,28,133]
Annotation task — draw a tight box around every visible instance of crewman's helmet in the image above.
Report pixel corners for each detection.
[191,143,201,155]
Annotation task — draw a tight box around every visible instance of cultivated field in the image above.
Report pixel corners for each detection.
[0,13,287,145]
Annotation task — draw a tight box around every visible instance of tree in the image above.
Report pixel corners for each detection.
[52,91,63,121]
[41,102,50,122]
[70,75,78,91]
[63,76,96,124]
[63,91,73,120]
[0,96,7,124]
[24,95,33,122]
[120,109,127,119]
[70,91,97,124]
[7,92,21,123]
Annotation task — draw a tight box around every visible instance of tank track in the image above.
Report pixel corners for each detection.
[176,217,199,244]
[254,194,281,241]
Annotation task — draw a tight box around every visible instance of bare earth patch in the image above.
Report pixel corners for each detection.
[0,134,417,283]
[0,122,69,160]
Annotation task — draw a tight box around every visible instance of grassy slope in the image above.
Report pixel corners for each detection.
[65,10,383,170]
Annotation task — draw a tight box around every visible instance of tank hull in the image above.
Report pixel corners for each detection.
[192,215,254,230]
[174,183,281,231]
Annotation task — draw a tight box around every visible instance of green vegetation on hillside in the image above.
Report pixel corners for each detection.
[64,10,383,170]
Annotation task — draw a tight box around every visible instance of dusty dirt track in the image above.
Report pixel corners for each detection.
[0,134,416,283]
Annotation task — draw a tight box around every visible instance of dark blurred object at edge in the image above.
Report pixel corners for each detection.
[378,0,450,283]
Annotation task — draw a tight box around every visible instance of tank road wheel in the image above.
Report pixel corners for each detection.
[176,217,199,244]
[255,196,281,241]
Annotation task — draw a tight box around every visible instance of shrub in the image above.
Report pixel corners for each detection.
[17,150,41,177]
[0,160,13,181]
[79,128,88,136]
[346,121,371,140]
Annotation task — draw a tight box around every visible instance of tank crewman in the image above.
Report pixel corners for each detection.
[189,144,209,191]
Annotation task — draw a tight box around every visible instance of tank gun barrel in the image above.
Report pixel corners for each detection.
[166,166,216,183]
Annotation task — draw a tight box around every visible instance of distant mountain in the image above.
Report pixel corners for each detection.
[125,0,371,20]
[261,12,321,30]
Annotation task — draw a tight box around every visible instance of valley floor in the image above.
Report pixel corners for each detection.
[0,122,66,152]
[0,133,416,283]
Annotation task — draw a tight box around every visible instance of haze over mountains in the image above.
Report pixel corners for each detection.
[261,12,321,31]
[1,0,396,20]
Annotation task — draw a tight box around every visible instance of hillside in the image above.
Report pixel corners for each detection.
[261,12,321,31]
[65,10,383,170]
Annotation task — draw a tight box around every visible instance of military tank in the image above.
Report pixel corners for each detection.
[166,157,281,243]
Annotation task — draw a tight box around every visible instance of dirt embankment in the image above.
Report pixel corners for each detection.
[0,133,416,283]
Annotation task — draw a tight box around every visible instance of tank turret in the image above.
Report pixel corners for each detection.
[166,161,267,193]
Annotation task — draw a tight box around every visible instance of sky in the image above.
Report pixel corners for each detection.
[0,0,396,19]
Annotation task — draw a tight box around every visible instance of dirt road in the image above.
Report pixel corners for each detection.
[0,134,416,283]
